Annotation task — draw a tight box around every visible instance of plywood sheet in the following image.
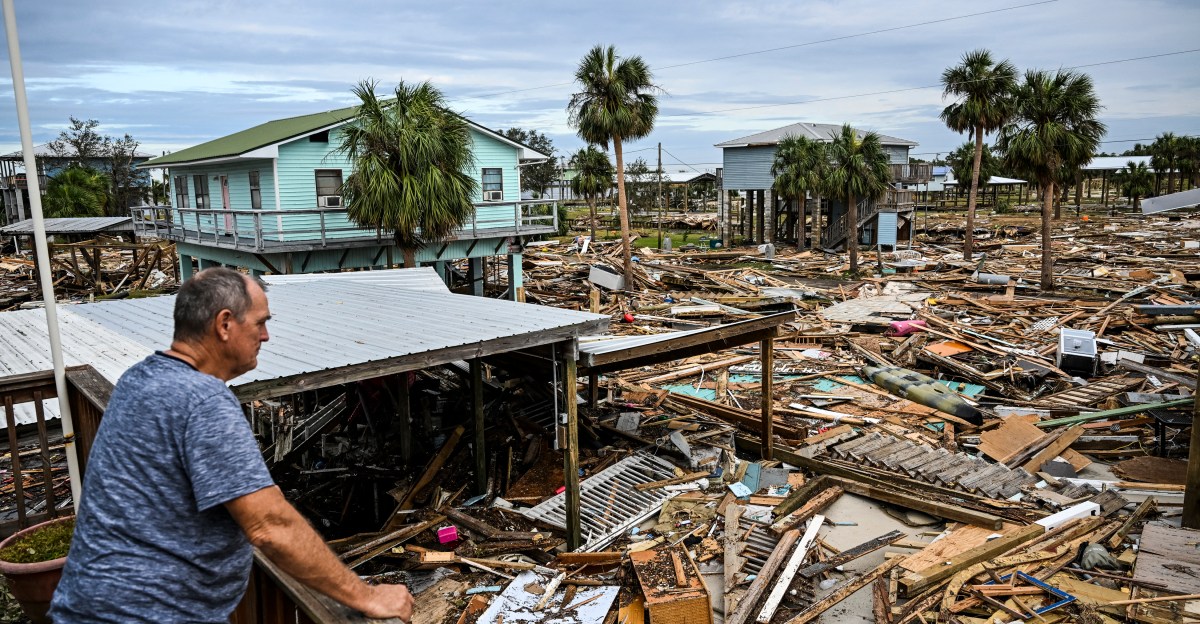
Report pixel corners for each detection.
[1112,456,1186,485]
[978,418,1046,464]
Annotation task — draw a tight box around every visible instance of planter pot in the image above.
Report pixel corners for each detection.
[0,516,73,624]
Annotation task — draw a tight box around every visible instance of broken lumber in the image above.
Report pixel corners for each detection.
[633,471,710,491]
[799,530,904,579]
[725,528,801,624]
[828,477,1005,530]
[388,425,465,527]
[769,486,843,535]
[756,515,824,624]
[898,523,1045,594]
[1020,426,1084,472]
[783,558,903,624]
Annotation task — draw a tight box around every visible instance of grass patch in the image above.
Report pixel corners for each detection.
[0,518,73,564]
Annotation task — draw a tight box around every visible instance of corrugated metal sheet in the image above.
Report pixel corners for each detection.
[877,212,898,247]
[1086,155,1153,172]
[0,217,133,235]
[0,307,151,428]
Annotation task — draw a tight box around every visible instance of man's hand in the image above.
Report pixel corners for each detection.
[359,584,414,622]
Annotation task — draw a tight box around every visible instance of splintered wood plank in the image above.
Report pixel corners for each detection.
[899,523,1022,575]
[978,418,1046,463]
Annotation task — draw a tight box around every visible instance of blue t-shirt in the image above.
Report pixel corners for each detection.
[51,352,275,623]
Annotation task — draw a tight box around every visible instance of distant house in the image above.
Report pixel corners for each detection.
[135,105,553,298]
[715,122,929,250]
[0,144,154,225]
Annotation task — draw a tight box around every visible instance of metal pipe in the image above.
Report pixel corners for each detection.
[3,0,83,508]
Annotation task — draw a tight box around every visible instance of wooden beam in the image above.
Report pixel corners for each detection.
[799,530,905,579]
[386,425,464,529]
[471,359,486,495]
[757,516,824,623]
[561,340,582,551]
[761,336,774,460]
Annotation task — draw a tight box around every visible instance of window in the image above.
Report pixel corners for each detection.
[193,174,210,210]
[249,171,262,210]
[309,130,329,143]
[173,175,189,208]
[482,168,503,201]
[315,169,343,207]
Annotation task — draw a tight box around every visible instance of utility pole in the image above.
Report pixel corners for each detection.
[657,142,664,249]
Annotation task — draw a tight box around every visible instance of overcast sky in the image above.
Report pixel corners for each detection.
[2,0,1198,173]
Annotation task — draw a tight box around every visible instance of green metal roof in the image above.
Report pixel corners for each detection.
[142,105,360,167]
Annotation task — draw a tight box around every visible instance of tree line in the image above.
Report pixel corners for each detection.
[32,117,159,219]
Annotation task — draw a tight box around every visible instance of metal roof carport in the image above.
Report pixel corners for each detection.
[0,267,608,549]
[576,311,795,461]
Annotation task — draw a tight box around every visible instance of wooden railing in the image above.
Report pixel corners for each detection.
[231,551,404,624]
[0,366,110,537]
[820,189,914,248]
[890,163,932,184]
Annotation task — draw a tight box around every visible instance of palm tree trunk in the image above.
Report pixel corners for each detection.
[1134,194,1141,212]
[847,191,858,273]
[403,246,416,269]
[613,136,634,290]
[796,196,806,251]
[588,195,597,245]
[1040,180,1055,291]
[812,194,822,251]
[965,126,984,261]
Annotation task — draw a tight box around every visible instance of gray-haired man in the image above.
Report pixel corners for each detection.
[52,267,413,623]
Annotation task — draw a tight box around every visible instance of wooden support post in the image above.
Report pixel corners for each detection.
[1183,362,1200,529]
[561,340,582,550]
[396,374,412,465]
[760,336,774,461]
[587,372,599,409]
[471,359,486,495]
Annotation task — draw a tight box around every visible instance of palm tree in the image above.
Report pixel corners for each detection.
[946,141,1000,201]
[998,69,1105,291]
[771,135,827,250]
[1150,132,1181,194]
[1179,136,1200,191]
[568,45,659,289]
[43,166,109,218]
[569,146,614,244]
[826,124,891,274]
[337,80,477,267]
[1113,160,1153,212]
[940,49,1018,261]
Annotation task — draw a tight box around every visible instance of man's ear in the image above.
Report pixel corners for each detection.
[213,309,235,341]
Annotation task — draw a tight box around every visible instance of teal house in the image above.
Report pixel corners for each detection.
[135,105,554,298]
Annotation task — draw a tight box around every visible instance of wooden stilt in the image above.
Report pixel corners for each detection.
[1183,363,1200,529]
[471,359,486,495]
[561,341,582,550]
[760,336,775,461]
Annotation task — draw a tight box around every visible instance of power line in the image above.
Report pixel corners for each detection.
[658,48,1200,117]
[661,146,704,174]
[457,0,1055,100]
[657,0,1059,70]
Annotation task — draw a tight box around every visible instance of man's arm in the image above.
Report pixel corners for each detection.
[225,486,414,621]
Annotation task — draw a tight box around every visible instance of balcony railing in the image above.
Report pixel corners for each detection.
[890,163,932,184]
[820,189,914,248]
[131,200,559,253]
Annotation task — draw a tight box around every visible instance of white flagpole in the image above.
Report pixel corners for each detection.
[3,0,83,509]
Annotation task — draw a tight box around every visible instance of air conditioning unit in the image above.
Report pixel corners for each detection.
[318,195,342,208]
[484,190,504,202]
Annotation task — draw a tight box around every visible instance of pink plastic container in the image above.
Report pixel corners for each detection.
[437,526,459,543]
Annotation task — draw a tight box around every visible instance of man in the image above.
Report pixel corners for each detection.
[51,267,413,622]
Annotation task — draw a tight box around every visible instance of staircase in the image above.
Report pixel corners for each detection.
[820,189,915,250]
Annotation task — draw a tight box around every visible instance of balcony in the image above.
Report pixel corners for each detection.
[131,200,559,254]
[890,163,932,184]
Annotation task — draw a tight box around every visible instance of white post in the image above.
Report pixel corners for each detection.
[3,0,84,508]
